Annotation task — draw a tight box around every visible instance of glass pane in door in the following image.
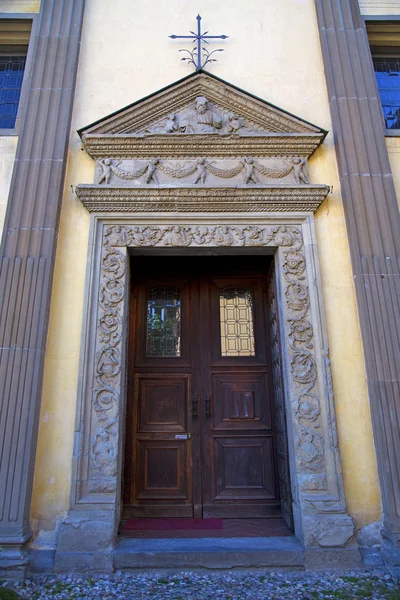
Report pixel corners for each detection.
[219,287,255,356]
[146,287,181,356]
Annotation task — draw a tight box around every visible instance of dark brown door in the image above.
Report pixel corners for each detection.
[123,256,280,519]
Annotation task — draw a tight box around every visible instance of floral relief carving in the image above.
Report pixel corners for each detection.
[89,241,126,492]
[280,234,325,473]
[88,224,325,493]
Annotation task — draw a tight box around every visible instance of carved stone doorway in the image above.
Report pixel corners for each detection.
[54,217,360,572]
[123,253,293,525]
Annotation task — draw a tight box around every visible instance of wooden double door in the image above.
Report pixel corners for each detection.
[123,255,280,518]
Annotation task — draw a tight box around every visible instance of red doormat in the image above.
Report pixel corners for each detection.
[123,518,223,531]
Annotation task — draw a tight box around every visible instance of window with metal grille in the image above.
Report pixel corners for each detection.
[0,55,26,128]
[372,56,400,130]
[366,20,400,132]
[0,19,31,130]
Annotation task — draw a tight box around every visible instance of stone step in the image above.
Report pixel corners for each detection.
[114,536,304,570]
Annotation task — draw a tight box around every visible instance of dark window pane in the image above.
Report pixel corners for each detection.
[0,55,26,128]
[373,56,400,129]
[146,288,181,357]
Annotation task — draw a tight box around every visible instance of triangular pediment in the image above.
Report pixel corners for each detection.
[79,71,327,159]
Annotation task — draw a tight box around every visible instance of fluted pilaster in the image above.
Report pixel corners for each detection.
[314,0,400,574]
[0,0,85,550]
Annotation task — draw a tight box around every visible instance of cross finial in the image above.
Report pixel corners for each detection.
[169,15,229,71]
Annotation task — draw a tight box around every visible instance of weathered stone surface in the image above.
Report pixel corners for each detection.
[55,510,116,573]
[357,521,384,566]
[0,544,29,580]
[303,515,355,548]
[114,537,304,570]
[304,547,363,570]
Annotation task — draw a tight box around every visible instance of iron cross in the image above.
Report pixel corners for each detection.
[169,15,228,71]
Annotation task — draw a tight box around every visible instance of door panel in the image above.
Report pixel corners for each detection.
[137,374,188,433]
[132,373,192,515]
[213,436,276,499]
[212,372,271,431]
[137,440,189,499]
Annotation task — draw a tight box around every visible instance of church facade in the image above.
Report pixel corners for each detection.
[0,0,399,577]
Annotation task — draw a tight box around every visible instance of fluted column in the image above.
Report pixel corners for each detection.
[0,0,85,560]
[314,0,400,575]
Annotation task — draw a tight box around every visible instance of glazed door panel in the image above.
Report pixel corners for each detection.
[124,268,198,517]
[202,275,279,517]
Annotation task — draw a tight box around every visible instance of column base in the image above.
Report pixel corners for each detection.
[54,510,116,573]
[382,540,400,580]
[0,543,29,580]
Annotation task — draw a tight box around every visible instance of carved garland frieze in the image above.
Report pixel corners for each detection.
[95,156,309,187]
[89,224,325,493]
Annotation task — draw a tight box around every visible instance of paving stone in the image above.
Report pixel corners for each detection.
[2,568,399,599]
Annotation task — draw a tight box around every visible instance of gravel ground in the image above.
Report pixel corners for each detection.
[1,569,400,600]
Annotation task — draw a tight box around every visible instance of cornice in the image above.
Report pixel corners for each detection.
[76,184,330,213]
[82,133,325,160]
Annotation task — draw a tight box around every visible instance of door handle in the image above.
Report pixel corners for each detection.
[205,395,211,418]
[192,396,198,419]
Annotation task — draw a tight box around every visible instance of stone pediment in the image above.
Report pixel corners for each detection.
[77,71,330,213]
[78,71,327,159]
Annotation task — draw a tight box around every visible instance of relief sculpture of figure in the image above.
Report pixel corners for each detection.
[98,158,113,184]
[226,112,242,133]
[192,96,222,133]
[192,158,207,184]
[285,157,309,184]
[241,157,259,185]
[144,159,159,184]
[164,112,178,133]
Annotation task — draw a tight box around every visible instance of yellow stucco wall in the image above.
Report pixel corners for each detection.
[0,0,40,12]
[0,137,17,239]
[359,0,400,15]
[387,138,400,210]
[31,0,382,533]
